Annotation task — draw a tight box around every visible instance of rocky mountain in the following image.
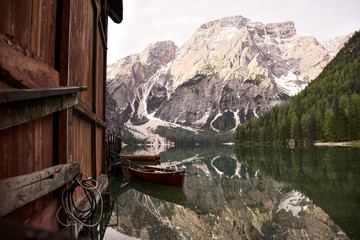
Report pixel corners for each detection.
[320,33,353,56]
[107,15,350,140]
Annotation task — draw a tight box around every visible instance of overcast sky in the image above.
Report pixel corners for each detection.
[107,0,360,64]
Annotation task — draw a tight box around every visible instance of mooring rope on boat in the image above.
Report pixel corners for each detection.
[56,172,103,231]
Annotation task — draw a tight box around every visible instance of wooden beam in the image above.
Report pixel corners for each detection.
[98,15,107,48]
[0,33,59,88]
[0,87,87,130]
[74,102,106,128]
[0,86,87,104]
[0,162,80,217]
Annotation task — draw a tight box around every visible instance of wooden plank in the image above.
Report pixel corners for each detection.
[0,127,8,179]
[58,109,69,165]
[0,33,59,88]
[0,0,12,36]
[96,30,105,120]
[0,1,57,68]
[74,102,106,128]
[69,0,94,109]
[3,193,53,225]
[39,0,57,67]
[59,0,71,85]
[71,115,93,201]
[27,199,60,231]
[0,86,86,130]
[98,15,108,48]
[96,126,104,177]
[92,0,98,116]
[0,92,78,130]
[0,115,54,180]
[0,86,87,104]
[0,162,80,217]
[12,0,32,51]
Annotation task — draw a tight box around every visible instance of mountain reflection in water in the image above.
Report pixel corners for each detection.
[102,146,359,240]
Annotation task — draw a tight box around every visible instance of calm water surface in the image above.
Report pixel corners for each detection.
[99,146,360,240]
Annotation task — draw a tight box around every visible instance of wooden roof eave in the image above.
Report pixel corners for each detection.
[107,0,123,23]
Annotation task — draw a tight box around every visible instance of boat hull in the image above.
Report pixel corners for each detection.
[120,154,160,161]
[128,166,185,188]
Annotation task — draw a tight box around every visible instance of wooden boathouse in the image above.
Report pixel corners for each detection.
[0,0,123,234]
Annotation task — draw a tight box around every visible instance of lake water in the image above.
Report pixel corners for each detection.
[98,146,360,240]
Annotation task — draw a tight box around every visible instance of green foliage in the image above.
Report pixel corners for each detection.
[212,111,236,131]
[234,146,360,239]
[122,134,148,146]
[235,31,360,146]
[244,74,266,85]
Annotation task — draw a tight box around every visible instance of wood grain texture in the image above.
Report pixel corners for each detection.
[0,33,59,88]
[0,162,80,217]
[69,0,94,109]
[0,91,77,130]
[0,0,57,67]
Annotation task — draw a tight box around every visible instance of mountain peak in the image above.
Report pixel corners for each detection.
[140,40,177,65]
[264,21,296,39]
[199,15,250,30]
[199,16,296,39]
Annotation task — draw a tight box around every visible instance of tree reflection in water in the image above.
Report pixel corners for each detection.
[100,146,358,240]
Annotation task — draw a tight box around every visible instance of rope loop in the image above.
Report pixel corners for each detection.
[56,172,103,228]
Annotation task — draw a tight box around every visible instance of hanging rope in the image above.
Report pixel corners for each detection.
[56,173,103,228]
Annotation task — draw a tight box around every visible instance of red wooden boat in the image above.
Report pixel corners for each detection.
[120,154,160,161]
[128,166,186,188]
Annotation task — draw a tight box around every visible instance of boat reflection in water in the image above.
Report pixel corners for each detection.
[129,177,187,207]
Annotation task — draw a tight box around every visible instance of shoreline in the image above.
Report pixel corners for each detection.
[314,141,360,148]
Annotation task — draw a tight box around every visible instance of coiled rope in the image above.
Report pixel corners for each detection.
[56,173,103,228]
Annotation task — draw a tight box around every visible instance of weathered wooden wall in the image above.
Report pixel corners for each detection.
[67,0,107,178]
[0,0,59,229]
[69,0,94,109]
[95,15,107,177]
[0,0,58,71]
[0,115,53,179]
[96,126,105,176]
[71,115,93,177]
[0,0,114,231]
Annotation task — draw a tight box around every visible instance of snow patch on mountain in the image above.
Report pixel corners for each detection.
[274,71,307,96]
[210,112,222,132]
[320,33,353,56]
[193,113,210,127]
